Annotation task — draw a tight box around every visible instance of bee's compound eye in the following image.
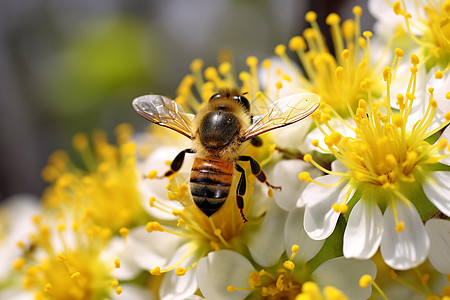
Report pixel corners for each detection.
[209,93,222,101]
[234,95,250,112]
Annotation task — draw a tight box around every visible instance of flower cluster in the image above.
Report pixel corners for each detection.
[1,1,450,300]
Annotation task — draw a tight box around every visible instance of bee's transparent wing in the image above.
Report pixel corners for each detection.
[132,95,195,139]
[243,93,320,141]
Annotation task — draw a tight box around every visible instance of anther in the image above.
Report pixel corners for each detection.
[72,133,89,151]
[57,253,66,262]
[116,286,123,295]
[305,11,317,22]
[146,222,164,232]
[177,219,186,227]
[13,258,26,270]
[239,71,250,82]
[341,49,350,59]
[111,279,119,287]
[326,13,341,25]
[359,274,373,288]
[396,222,405,232]
[175,267,186,276]
[336,66,344,81]
[119,227,129,238]
[190,59,204,72]
[383,67,391,82]
[312,140,319,147]
[44,283,53,292]
[204,67,218,80]
[262,59,272,68]
[114,259,120,268]
[246,56,258,67]
[363,31,373,38]
[352,6,363,16]
[298,172,312,183]
[218,62,231,75]
[410,54,420,65]
[148,170,157,179]
[395,48,404,57]
[283,260,295,270]
[289,36,306,51]
[435,71,443,79]
[392,1,402,15]
[274,44,286,56]
[438,138,448,151]
[71,272,80,279]
[150,267,161,275]
[303,154,312,162]
[332,204,348,214]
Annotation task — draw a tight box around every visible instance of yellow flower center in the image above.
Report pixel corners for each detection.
[228,245,349,300]
[41,124,147,233]
[393,0,450,69]
[18,219,117,300]
[271,7,383,117]
[301,52,450,228]
[228,244,303,299]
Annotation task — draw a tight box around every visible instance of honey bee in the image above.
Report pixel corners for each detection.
[133,89,320,222]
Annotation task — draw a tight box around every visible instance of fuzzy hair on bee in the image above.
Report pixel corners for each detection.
[191,88,252,160]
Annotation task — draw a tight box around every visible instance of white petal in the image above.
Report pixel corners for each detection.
[302,176,349,240]
[312,257,377,300]
[112,284,155,300]
[247,203,287,267]
[423,171,450,217]
[160,267,198,300]
[0,194,40,280]
[272,117,313,151]
[257,56,303,103]
[126,226,184,269]
[380,200,429,270]
[159,243,200,300]
[102,237,141,280]
[0,289,34,300]
[196,250,256,300]
[285,207,324,263]
[271,160,322,211]
[425,219,450,274]
[432,71,450,119]
[343,199,383,259]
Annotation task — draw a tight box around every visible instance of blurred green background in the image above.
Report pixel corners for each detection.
[0,0,374,200]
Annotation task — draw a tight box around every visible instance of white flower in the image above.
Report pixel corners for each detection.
[369,0,450,71]
[124,201,283,300]
[0,195,39,299]
[196,207,376,300]
[300,61,450,270]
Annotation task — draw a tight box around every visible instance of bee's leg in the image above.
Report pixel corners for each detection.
[159,148,195,178]
[237,155,281,190]
[234,163,248,223]
[250,136,263,147]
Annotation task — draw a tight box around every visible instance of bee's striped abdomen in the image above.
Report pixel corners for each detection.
[190,157,233,216]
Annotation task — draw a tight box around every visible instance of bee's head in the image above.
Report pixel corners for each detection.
[209,89,250,112]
